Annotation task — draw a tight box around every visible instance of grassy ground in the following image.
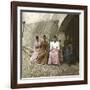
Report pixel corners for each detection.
[22,50,79,78]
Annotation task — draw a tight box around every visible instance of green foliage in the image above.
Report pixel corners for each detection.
[22,50,79,78]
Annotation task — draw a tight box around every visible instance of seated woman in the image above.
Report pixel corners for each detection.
[30,36,42,64]
[48,36,60,65]
[36,35,48,64]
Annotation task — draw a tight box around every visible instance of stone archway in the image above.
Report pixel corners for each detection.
[58,14,79,63]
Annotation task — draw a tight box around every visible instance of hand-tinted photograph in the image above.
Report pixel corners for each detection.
[21,11,79,78]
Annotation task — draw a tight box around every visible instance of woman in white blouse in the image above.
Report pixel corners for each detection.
[48,36,60,64]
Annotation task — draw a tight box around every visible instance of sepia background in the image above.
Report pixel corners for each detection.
[21,11,79,78]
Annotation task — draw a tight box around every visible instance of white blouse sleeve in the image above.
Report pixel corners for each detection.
[50,42,53,50]
[56,42,60,50]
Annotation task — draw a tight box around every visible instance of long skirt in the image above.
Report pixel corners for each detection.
[36,50,48,64]
[30,48,41,64]
[48,49,60,64]
[30,49,48,64]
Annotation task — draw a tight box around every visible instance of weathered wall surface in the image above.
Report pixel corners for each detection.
[22,13,67,48]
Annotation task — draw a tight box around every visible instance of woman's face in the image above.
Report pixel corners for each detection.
[36,37,39,41]
[43,36,46,40]
[54,37,57,42]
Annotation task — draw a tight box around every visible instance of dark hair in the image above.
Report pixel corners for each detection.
[54,35,57,39]
[43,35,46,38]
[36,36,39,40]
[59,40,61,42]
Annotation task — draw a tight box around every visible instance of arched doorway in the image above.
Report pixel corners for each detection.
[59,14,79,64]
